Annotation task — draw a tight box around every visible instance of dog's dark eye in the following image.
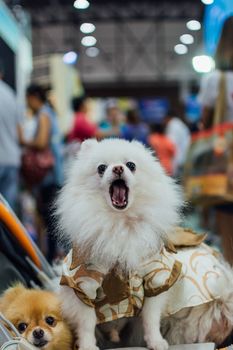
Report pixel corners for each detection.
[45,316,55,326]
[126,162,136,172]
[97,164,107,176]
[18,323,28,333]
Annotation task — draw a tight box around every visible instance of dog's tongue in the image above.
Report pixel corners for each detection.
[112,183,126,205]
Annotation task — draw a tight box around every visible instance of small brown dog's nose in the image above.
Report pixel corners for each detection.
[33,329,44,339]
[112,165,124,176]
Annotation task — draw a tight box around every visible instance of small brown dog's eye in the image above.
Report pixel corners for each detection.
[45,316,55,326]
[18,323,28,333]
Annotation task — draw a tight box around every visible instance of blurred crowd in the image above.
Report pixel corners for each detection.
[0,74,191,262]
[67,95,191,178]
[1,15,233,265]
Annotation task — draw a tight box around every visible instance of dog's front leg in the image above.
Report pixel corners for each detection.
[60,286,98,350]
[142,293,168,350]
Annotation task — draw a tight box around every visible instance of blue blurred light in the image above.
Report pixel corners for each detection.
[204,0,233,55]
[63,51,78,64]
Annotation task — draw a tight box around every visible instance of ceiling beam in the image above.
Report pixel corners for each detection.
[14,0,203,26]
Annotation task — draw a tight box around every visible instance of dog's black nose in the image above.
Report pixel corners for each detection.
[33,329,44,339]
[113,166,124,176]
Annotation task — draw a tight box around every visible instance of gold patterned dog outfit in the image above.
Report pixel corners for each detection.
[61,229,226,324]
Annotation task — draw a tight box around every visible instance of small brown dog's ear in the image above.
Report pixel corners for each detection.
[0,297,3,311]
[0,283,26,311]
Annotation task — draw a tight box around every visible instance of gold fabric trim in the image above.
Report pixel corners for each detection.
[144,260,182,297]
[102,269,130,305]
[60,275,95,307]
[170,227,207,248]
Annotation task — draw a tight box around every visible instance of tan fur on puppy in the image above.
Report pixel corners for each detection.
[0,284,73,350]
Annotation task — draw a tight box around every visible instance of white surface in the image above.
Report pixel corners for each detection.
[109,345,215,350]
[170,344,215,350]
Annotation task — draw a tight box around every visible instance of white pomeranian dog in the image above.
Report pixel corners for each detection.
[57,138,233,350]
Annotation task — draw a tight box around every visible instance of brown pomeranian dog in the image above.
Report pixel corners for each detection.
[0,284,73,350]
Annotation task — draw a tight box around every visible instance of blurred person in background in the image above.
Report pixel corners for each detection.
[68,96,97,142]
[198,16,233,265]
[148,123,176,176]
[68,96,120,142]
[185,85,201,133]
[99,101,124,131]
[121,108,149,145]
[0,60,22,211]
[19,84,64,262]
[164,109,190,178]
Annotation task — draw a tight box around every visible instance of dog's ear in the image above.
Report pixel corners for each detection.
[0,283,26,310]
[131,140,146,150]
[80,139,98,153]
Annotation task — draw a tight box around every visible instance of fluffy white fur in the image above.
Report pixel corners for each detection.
[57,138,233,350]
[57,138,182,350]
[57,138,182,271]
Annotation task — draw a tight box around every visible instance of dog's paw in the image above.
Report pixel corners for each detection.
[145,337,169,350]
[109,329,121,343]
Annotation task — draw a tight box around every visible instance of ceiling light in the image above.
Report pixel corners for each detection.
[63,51,78,64]
[192,55,215,73]
[186,20,201,31]
[73,0,90,10]
[86,47,99,57]
[174,44,188,55]
[81,36,97,47]
[80,23,96,34]
[180,34,194,45]
[201,0,214,4]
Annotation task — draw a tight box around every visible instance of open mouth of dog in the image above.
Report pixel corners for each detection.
[109,179,129,210]
[33,340,48,348]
